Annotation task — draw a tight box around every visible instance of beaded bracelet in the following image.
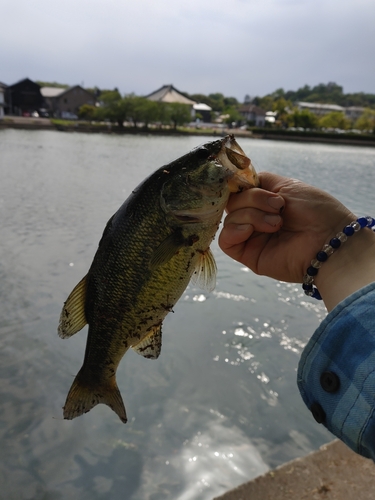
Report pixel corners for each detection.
[303,216,375,300]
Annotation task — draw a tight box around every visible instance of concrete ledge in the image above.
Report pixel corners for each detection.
[214,440,375,500]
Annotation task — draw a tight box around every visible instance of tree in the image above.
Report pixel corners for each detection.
[208,93,225,112]
[223,106,242,127]
[290,109,319,129]
[223,96,239,108]
[96,89,127,126]
[354,109,375,132]
[36,80,69,89]
[157,102,172,127]
[100,89,122,105]
[141,100,162,128]
[253,95,274,112]
[319,111,350,130]
[124,95,146,127]
[167,103,192,129]
[78,104,97,121]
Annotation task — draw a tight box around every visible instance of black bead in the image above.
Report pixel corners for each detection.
[310,402,326,424]
[302,283,313,291]
[316,251,328,262]
[307,266,318,276]
[320,371,340,393]
[343,225,354,236]
[330,237,341,249]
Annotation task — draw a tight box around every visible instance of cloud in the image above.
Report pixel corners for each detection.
[2,0,375,99]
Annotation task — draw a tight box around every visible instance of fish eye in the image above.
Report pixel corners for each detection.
[195,147,211,160]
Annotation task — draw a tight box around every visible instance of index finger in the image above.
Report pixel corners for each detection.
[226,186,285,214]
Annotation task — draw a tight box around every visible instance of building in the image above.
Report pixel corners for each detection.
[192,102,212,122]
[239,104,266,127]
[145,84,196,106]
[41,85,96,118]
[345,106,365,121]
[297,102,345,115]
[6,78,44,115]
[0,82,6,119]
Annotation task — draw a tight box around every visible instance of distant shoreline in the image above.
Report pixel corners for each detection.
[1,116,375,148]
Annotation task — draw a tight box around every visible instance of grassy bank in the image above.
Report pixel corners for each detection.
[249,126,375,146]
[2,117,375,146]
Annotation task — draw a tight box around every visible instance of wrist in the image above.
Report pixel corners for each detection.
[306,218,375,311]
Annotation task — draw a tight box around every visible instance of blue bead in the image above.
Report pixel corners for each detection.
[343,225,354,236]
[329,238,341,249]
[307,266,318,276]
[302,283,313,291]
[368,217,375,228]
[316,251,328,261]
[357,217,367,228]
[312,288,322,300]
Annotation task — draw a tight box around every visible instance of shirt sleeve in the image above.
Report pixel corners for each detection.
[297,282,375,460]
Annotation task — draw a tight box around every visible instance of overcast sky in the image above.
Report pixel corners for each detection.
[2,0,374,101]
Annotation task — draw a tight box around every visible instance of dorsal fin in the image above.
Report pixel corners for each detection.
[58,276,87,339]
[190,247,217,292]
[131,325,162,359]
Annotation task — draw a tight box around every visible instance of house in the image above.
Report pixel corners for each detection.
[145,84,196,106]
[41,85,96,118]
[192,102,212,122]
[0,82,7,119]
[6,78,44,115]
[239,104,266,127]
[345,106,365,121]
[297,102,345,116]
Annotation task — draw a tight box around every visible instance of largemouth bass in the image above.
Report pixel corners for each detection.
[58,134,259,423]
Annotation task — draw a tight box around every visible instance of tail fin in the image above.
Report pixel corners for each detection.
[63,371,127,423]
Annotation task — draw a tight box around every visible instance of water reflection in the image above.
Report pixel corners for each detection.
[1,129,374,499]
[176,416,268,500]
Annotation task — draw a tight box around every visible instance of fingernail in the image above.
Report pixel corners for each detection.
[264,214,281,226]
[268,196,284,211]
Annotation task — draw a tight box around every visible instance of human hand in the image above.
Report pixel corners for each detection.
[219,172,354,284]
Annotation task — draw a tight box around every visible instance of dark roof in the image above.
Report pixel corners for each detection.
[8,77,41,89]
[239,104,266,116]
[41,85,95,99]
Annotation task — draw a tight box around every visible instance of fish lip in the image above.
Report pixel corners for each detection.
[217,135,260,190]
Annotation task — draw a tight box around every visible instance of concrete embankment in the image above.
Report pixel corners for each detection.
[215,440,375,500]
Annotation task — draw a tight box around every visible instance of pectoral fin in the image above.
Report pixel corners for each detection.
[58,276,88,339]
[150,231,185,269]
[190,247,217,292]
[132,325,162,359]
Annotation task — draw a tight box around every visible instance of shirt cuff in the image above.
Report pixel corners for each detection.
[297,282,375,460]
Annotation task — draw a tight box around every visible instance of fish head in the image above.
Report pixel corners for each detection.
[160,135,259,223]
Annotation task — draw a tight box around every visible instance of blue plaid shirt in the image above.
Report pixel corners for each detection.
[298,282,375,460]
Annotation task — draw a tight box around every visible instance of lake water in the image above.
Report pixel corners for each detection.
[0,128,374,500]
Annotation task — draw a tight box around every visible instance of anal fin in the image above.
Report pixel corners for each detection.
[132,325,162,359]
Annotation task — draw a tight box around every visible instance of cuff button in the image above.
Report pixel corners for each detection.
[310,402,326,424]
[320,371,340,393]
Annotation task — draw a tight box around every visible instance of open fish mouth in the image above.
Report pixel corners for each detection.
[219,134,260,192]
